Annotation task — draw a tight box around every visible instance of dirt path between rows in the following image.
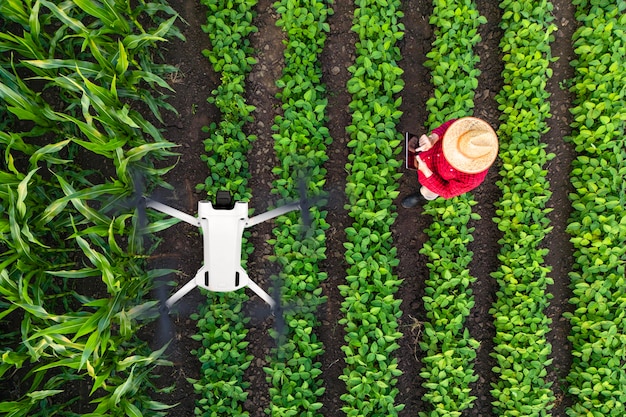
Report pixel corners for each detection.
[543,0,578,414]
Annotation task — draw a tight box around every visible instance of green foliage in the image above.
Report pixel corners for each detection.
[424,0,486,124]
[197,0,259,202]
[263,0,332,415]
[191,0,258,415]
[340,0,405,415]
[420,201,481,417]
[565,2,626,416]
[0,0,182,415]
[490,0,557,415]
[189,294,253,416]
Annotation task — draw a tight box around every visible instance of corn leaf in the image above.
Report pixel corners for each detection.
[45,268,100,279]
[22,59,101,77]
[115,39,129,75]
[0,81,48,125]
[129,70,174,91]
[79,329,100,372]
[33,357,84,372]
[0,0,29,24]
[90,367,111,395]
[16,168,39,219]
[123,33,166,50]
[0,32,44,59]
[40,0,87,34]
[39,176,116,225]
[73,0,128,33]
[0,303,18,321]
[20,221,49,248]
[54,113,109,148]
[15,302,60,321]
[111,366,135,405]
[75,235,118,293]
[0,401,27,414]
[123,401,142,417]
[29,139,72,167]
[8,190,34,262]
[125,141,179,162]
[28,316,89,338]
[28,0,42,42]
[144,217,180,233]
[72,136,127,157]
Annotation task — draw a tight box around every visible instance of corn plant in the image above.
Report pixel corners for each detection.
[263,0,332,414]
[190,0,258,415]
[0,1,182,415]
[565,2,626,416]
[340,0,405,415]
[0,0,183,126]
[418,1,485,415]
[490,0,558,415]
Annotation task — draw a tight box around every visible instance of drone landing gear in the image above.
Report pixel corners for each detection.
[146,193,301,311]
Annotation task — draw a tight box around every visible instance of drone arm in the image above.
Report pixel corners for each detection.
[248,279,276,309]
[164,276,198,310]
[145,198,200,227]
[245,202,300,228]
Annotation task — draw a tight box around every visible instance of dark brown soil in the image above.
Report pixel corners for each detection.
[129,1,579,416]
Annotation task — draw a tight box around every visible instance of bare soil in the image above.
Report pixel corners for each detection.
[134,1,579,416]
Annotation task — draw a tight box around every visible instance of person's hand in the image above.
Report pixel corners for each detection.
[415,155,433,177]
[408,135,419,152]
[416,133,437,152]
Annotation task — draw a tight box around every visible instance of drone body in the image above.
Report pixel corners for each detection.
[145,192,302,310]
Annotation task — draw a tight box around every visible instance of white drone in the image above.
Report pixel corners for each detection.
[145,191,309,311]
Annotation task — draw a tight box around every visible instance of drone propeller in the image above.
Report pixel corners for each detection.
[126,168,150,253]
[294,173,328,234]
[143,276,175,349]
[103,167,182,349]
[249,172,328,350]
[268,274,289,349]
[250,266,309,352]
[297,177,313,229]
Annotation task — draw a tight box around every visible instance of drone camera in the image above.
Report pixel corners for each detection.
[214,190,234,210]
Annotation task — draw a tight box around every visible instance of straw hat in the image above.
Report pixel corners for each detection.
[442,117,499,174]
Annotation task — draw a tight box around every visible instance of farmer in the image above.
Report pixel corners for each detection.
[401,117,498,208]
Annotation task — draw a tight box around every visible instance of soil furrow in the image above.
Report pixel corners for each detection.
[316,0,356,415]
[243,0,286,415]
[464,1,505,415]
[395,1,435,414]
[543,0,578,413]
[148,0,220,414]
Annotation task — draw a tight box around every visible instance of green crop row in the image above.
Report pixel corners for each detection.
[190,294,253,416]
[189,0,258,415]
[565,2,626,416]
[340,0,405,415]
[491,0,557,415]
[0,1,182,415]
[196,0,258,201]
[263,0,332,415]
[424,0,485,124]
[418,1,485,415]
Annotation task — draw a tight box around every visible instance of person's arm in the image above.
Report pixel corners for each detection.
[414,119,457,152]
[417,166,487,199]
